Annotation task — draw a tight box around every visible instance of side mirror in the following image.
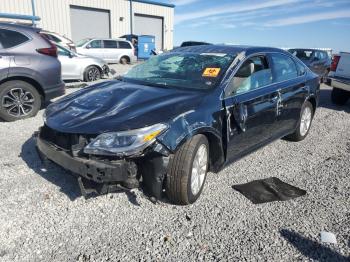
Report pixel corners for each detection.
[69,52,74,58]
[86,45,91,49]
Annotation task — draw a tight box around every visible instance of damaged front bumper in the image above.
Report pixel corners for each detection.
[36,137,134,183]
[35,126,170,199]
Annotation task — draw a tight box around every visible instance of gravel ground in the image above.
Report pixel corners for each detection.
[0,82,349,261]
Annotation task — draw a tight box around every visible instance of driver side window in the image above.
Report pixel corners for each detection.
[228,55,272,96]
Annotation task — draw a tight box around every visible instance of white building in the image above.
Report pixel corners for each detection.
[0,0,175,51]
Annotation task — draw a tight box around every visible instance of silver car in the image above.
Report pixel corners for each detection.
[76,38,137,64]
[56,44,109,82]
[0,23,64,122]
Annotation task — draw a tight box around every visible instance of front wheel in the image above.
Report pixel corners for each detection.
[166,135,209,205]
[285,100,314,142]
[84,66,101,82]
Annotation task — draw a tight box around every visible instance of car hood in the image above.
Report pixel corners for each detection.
[45,80,205,134]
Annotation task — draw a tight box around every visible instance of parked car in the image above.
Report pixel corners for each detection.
[76,38,137,64]
[180,41,212,47]
[41,30,76,52]
[0,23,65,122]
[288,49,331,80]
[328,52,350,105]
[36,45,319,205]
[56,44,109,82]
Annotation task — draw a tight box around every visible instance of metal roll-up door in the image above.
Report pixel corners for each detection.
[134,14,163,51]
[70,6,110,42]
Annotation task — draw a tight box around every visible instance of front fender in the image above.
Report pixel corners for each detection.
[157,106,225,172]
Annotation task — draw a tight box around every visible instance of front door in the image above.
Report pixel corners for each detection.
[223,54,280,161]
[57,45,80,80]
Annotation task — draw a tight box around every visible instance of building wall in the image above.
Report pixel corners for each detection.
[0,0,174,50]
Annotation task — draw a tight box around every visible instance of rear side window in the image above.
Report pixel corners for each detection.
[0,29,29,48]
[271,53,298,82]
[103,40,118,48]
[118,41,132,49]
[229,55,272,95]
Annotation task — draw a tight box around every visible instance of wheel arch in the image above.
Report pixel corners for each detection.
[307,96,317,113]
[171,128,225,173]
[0,76,45,100]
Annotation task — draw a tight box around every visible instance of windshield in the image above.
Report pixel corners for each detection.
[76,38,91,47]
[123,52,235,90]
[289,49,315,60]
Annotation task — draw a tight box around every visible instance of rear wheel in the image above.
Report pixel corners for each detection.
[120,56,130,65]
[285,101,314,142]
[166,135,209,205]
[331,87,349,105]
[84,66,101,82]
[0,80,41,122]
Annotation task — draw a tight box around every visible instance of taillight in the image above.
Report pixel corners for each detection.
[330,55,340,72]
[37,32,58,57]
[37,46,58,57]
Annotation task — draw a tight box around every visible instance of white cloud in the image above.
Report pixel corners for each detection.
[265,9,350,26]
[170,0,200,6]
[175,0,301,24]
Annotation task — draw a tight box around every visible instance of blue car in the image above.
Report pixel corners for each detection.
[36,45,320,205]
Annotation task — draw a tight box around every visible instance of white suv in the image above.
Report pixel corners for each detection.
[76,38,137,64]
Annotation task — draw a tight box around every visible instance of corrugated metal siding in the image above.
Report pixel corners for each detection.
[0,0,173,49]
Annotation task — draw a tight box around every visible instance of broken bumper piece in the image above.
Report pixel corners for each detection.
[36,136,134,184]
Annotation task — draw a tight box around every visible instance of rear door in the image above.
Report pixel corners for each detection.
[0,42,10,81]
[269,53,309,135]
[102,40,119,62]
[224,54,280,160]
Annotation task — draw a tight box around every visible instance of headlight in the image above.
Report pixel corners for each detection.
[84,123,167,156]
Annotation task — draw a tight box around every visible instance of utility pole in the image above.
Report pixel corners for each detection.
[130,0,133,34]
[31,0,36,26]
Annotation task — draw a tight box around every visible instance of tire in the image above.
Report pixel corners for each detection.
[166,134,209,205]
[331,87,349,105]
[120,56,130,65]
[285,101,314,142]
[84,66,101,82]
[0,80,41,122]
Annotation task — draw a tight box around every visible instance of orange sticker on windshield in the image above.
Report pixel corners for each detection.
[202,68,221,77]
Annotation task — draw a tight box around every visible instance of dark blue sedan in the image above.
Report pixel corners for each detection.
[37,45,320,205]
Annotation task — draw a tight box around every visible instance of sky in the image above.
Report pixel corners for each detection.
[157,0,350,52]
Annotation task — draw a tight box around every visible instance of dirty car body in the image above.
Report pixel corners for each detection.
[36,45,320,204]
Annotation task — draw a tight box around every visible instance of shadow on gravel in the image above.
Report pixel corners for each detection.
[20,136,142,205]
[318,88,350,113]
[280,229,349,262]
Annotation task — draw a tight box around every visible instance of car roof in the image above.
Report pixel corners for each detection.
[0,22,41,32]
[172,44,287,56]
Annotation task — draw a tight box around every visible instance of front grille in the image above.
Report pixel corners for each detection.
[39,125,93,156]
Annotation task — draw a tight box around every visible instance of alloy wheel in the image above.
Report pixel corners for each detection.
[2,88,35,117]
[190,144,208,195]
[87,67,101,81]
[300,106,312,136]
